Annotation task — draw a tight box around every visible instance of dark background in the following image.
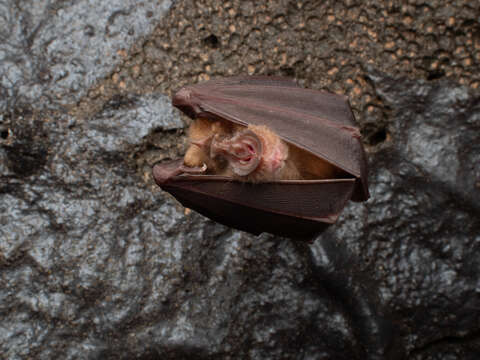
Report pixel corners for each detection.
[0,0,479,359]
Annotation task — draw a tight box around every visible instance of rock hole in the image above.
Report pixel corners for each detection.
[0,129,8,139]
[203,34,219,48]
[427,69,445,81]
[368,127,387,145]
[280,66,295,77]
[462,19,475,27]
[363,124,388,146]
[84,25,95,37]
[5,144,48,177]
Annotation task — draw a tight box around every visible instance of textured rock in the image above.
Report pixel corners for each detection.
[326,71,480,359]
[111,0,480,147]
[1,0,480,359]
[0,0,171,109]
[0,93,186,359]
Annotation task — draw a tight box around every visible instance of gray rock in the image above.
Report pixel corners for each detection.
[3,69,479,358]
[1,0,480,358]
[0,92,189,359]
[0,0,172,110]
[325,71,480,358]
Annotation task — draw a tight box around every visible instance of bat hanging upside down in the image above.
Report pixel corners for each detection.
[181,118,339,182]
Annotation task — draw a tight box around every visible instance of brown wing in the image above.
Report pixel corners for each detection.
[153,160,357,239]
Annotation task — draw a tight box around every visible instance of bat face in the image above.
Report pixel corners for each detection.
[153,76,369,240]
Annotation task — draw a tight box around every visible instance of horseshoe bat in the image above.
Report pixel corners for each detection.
[153,76,369,240]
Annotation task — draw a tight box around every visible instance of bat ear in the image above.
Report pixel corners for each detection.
[211,130,263,176]
[230,156,260,176]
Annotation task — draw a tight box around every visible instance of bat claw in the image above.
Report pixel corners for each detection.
[179,163,208,174]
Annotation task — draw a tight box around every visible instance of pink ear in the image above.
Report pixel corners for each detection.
[210,130,263,176]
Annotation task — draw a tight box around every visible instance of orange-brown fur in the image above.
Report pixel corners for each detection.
[288,145,338,180]
[184,118,235,173]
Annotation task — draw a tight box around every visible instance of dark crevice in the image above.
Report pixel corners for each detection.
[203,34,219,48]
[4,143,48,176]
[100,94,138,113]
[306,237,405,360]
[363,124,388,146]
[280,66,295,77]
[368,127,387,145]
[409,328,480,358]
[426,69,445,81]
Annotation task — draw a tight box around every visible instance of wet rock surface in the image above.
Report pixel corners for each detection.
[0,0,171,108]
[1,0,480,359]
[328,72,480,359]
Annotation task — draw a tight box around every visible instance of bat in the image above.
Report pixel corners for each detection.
[153,76,369,240]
